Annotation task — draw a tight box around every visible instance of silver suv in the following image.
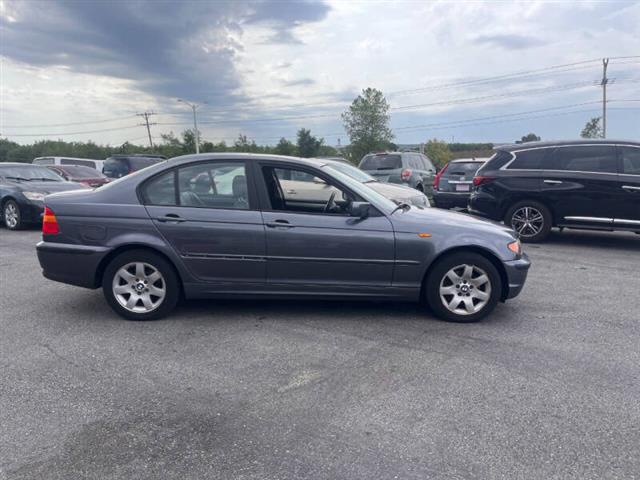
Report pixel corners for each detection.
[359,152,436,196]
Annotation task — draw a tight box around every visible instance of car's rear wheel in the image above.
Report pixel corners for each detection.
[3,200,22,230]
[102,250,179,321]
[425,252,502,323]
[505,200,552,243]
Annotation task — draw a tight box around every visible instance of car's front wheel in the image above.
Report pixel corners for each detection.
[102,250,179,321]
[3,200,22,230]
[426,252,502,322]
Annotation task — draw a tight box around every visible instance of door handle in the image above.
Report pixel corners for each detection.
[622,185,640,192]
[286,189,297,195]
[266,219,294,229]
[157,214,186,223]
[543,179,563,185]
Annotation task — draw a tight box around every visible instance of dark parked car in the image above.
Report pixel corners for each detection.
[0,163,88,230]
[432,158,488,210]
[311,158,430,208]
[468,140,640,242]
[47,165,111,188]
[37,153,529,323]
[359,152,436,196]
[102,154,166,179]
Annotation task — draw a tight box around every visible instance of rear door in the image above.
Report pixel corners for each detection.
[614,145,640,228]
[142,160,266,286]
[542,145,619,228]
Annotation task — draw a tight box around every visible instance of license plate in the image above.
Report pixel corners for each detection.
[455,184,470,192]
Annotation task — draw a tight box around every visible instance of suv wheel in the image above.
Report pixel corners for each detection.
[3,200,22,230]
[505,201,552,243]
[102,250,179,321]
[425,252,502,323]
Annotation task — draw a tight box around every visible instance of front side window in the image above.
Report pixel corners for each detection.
[508,149,549,170]
[620,147,640,175]
[549,146,617,173]
[178,162,249,209]
[262,166,359,215]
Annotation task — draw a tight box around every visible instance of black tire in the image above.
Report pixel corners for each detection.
[425,252,502,323]
[504,200,552,243]
[3,200,23,230]
[102,249,179,321]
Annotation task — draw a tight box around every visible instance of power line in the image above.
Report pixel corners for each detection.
[2,114,137,129]
[6,124,140,137]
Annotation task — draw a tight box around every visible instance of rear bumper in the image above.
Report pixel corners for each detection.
[432,191,471,209]
[468,193,503,221]
[502,254,531,300]
[37,241,110,289]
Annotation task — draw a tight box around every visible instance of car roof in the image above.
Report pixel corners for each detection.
[450,157,489,163]
[497,139,640,152]
[166,152,324,169]
[0,162,49,167]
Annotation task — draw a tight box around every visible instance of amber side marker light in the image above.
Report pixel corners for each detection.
[508,240,521,255]
[418,233,432,238]
[42,206,60,235]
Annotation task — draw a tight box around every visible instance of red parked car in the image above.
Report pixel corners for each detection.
[47,165,111,188]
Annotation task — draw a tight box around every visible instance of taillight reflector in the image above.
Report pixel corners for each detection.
[473,176,495,187]
[400,168,412,181]
[42,206,60,235]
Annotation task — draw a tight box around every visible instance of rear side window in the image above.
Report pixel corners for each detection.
[508,149,548,170]
[549,146,617,173]
[620,147,640,175]
[360,154,402,170]
[478,151,511,172]
[422,155,436,172]
[178,162,249,209]
[143,171,177,206]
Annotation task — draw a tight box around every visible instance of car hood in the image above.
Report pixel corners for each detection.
[368,181,421,199]
[12,180,89,194]
[391,204,516,238]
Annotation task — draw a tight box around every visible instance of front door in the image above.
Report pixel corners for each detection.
[615,145,640,228]
[142,160,266,285]
[257,163,395,289]
[542,144,619,229]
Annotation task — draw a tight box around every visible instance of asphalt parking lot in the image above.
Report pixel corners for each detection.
[1,228,639,479]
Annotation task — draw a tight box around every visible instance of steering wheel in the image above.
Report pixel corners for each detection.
[323,191,337,213]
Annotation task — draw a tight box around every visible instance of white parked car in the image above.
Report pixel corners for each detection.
[33,156,104,172]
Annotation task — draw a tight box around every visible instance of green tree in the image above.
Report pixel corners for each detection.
[274,137,297,156]
[342,88,394,163]
[581,117,604,138]
[518,133,541,143]
[424,139,453,169]
[296,128,323,158]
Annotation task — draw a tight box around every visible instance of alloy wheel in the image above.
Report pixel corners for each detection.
[112,262,166,313]
[439,264,492,316]
[511,206,544,238]
[4,203,19,229]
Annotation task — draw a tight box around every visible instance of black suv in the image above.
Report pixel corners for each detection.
[468,140,640,242]
[102,154,166,178]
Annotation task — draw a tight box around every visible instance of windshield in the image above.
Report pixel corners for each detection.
[58,165,105,179]
[325,162,376,183]
[320,164,397,213]
[0,165,64,181]
[359,154,402,171]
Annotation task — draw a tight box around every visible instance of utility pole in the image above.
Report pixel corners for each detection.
[601,58,609,139]
[177,99,205,154]
[136,111,156,148]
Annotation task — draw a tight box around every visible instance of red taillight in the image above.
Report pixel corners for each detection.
[400,168,412,181]
[42,206,60,235]
[433,162,450,191]
[473,176,496,187]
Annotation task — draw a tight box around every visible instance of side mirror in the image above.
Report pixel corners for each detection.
[349,201,371,219]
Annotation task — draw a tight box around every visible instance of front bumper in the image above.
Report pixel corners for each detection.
[502,254,531,300]
[37,241,110,289]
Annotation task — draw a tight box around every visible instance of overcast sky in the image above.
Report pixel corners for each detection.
[1,0,639,147]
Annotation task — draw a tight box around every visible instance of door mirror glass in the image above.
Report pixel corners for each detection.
[349,202,371,219]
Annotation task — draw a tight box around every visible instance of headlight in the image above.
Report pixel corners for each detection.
[508,240,522,255]
[23,191,47,202]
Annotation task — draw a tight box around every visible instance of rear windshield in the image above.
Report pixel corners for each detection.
[443,162,483,177]
[0,165,64,181]
[103,156,162,177]
[129,157,163,170]
[359,154,402,171]
[58,165,104,179]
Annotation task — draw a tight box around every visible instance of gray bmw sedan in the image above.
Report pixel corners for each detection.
[36,153,530,322]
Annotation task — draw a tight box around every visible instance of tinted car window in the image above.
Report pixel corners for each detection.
[143,171,177,206]
[443,162,483,178]
[103,158,130,178]
[360,154,402,170]
[0,165,64,181]
[33,158,54,165]
[508,149,549,170]
[61,158,95,167]
[178,162,249,209]
[620,147,640,175]
[129,157,163,171]
[550,146,617,173]
[59,165,105,179]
